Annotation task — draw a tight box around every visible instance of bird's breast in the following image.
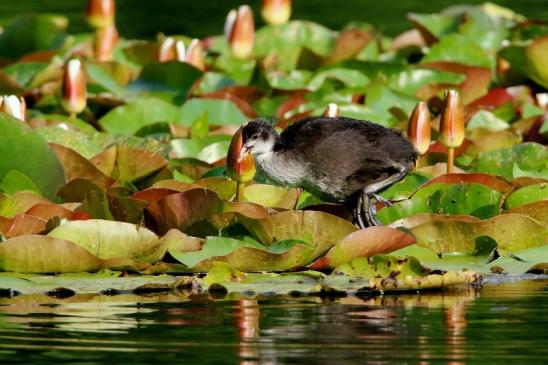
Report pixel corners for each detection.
[255,151,307,187]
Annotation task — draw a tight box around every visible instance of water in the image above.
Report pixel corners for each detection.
[0,279,547,364]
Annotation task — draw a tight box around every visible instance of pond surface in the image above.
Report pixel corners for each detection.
[0,278,547,364]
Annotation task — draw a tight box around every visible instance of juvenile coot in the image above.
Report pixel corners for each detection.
[239,116,418,227]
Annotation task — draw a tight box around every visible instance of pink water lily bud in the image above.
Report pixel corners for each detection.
[86,0,116,29]
[225,5,255,59]
[227,125,256,184]
[261,0,291,25]
[94,24,118,61]
[323,103,340,118]
[0,95,26,121]
[185,39,205,71]
[439,89,465,148]
[408,101,431,155]
[61,59,87,115]
[157,37,176,62]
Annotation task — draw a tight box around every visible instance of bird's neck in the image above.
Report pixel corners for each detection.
[254,147,305,186]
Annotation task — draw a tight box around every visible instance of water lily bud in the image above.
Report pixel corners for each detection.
[323,103,340,118]
[86,0,116,29]
[227,125,256,183]
[185,39,205,71]
[157,37,176,62]
[174,40,186,62]
[61,59,87,115]
[261,0,291,25]
[408,101,431,155]
[0,95,26,121]
[439,90,465,149]
[94,24,118,61]
[225,5,255,59]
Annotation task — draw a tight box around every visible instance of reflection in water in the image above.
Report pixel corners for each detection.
[0,280,546,364]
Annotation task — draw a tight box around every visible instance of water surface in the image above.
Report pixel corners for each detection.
[1,279,547,364]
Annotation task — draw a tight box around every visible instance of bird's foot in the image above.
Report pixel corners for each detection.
[353,191,384,228]
[372,193,392,207]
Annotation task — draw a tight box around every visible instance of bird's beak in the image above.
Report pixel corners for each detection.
[237,145,251,163]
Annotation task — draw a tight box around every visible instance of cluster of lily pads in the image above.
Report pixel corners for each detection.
[0,1,546,295]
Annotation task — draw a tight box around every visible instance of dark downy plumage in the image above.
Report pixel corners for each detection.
[240,116,418,227]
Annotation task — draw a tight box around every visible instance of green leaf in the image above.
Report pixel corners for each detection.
[3,61,47,89]
[472,143,548,179]
[499,36,548,89]
[387,68,465,96]
[47,219,166,263]
[409,213,547,254]
[0,14,67,59]
[240,210,356,262]
[422,34,492,68]
[243,184,300,210]
[504,183,548,209]
[0,235,103,273]
[489,246,548,274]
[0,113,65,200]
[377,183,503,225]
[467,110,509,131]
[99,97,182,134]
[129,61,202,98]
[177,98,248,127]
[0,170,41,196]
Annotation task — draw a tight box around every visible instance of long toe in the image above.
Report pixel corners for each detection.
[372,193,393,207]
[353,194,367,229]
[364,194,382,227]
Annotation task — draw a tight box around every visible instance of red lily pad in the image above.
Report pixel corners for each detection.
[310,226,416,269]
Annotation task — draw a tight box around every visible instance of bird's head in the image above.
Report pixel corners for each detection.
[238,120,278,161]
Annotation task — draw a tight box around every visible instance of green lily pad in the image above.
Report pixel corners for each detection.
[377,182,503,225]
[99,97,183,135]
[488,246,548,274]
[171,236,314,272]
[409,213,547,254]
[243,184,300,210]
[0,170,41,196]
[240,210,356,261]
[177,98,248,127]
[129,61,202,98]
[0,235,103,273]
[504,183,548,209]
[500,36,548,89]
[472,143,548,179]
[0,14,67,59]
[508,200,548,226]
[422,34,492,68]
[48,219,165,263]
[0,114,65,200]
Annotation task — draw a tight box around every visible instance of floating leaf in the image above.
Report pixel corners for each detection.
[240,210,356,261]
[177,98,248,127]
[48,219,165,263]
[504,183,548,209]
[0,114,65,200]
[171,236,314,272]
[243,184,300,210]
[0,192,48,219]
[0,170,41,196]
[0,236,102,273]
[508,200,548,226]
[99,97,183,134]
[129,61,202,98]
[313,226,416,269]
[377,183,503,224]
[0,214,46,238]
[489,246,548,274]
[145,188,223,235]
[410,213,547,254]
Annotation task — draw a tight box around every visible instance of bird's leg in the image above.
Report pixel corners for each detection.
[354,193,366,229]
[360,190,382,227]
[359,163,410,227]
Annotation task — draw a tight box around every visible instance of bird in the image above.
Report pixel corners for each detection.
[238,116,418,228]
